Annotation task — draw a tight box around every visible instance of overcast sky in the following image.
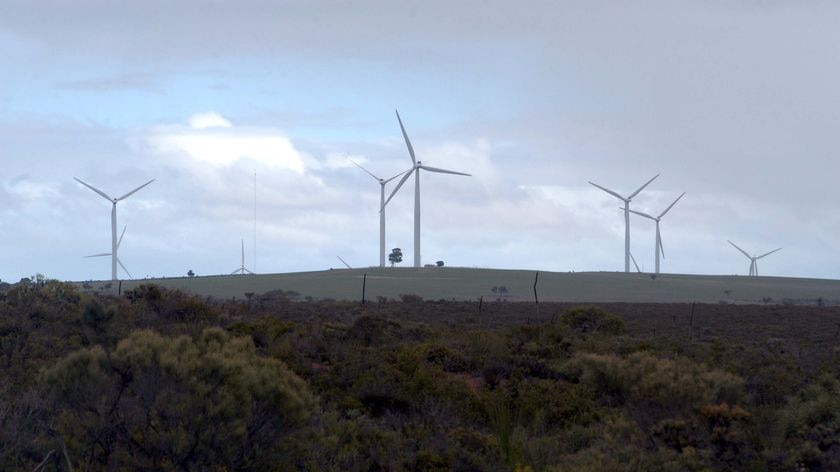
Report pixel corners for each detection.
[2,0,839,282]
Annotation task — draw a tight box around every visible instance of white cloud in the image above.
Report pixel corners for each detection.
[188,112,232,129]
[148,114,305,172]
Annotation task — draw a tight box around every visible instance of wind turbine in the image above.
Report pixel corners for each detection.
[85,225,133,278]
[349,159,407,267]
[589,174,659,273]
[75,177,155,282]
[728,240,781,276]
[384,110,471,268]
[231,239,254,275]
[624,192,685,274]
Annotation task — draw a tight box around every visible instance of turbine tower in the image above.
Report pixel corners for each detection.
[385,110,471,268]
[625,192,685,274]
[589,174,659,273]
[349,159,407,267]
[728,240,781,276]
[231,239,254,275]
[75,177,154,282]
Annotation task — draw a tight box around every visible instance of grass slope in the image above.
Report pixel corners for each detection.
[80,267,840,304]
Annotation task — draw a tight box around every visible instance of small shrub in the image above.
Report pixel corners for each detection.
[560,306,625,335]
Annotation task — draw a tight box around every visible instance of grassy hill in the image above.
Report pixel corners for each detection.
[78,267,840,305]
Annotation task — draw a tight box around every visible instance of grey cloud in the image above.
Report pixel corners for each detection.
[57,73,161,93]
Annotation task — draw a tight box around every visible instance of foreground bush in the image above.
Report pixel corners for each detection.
[42,328,315,470]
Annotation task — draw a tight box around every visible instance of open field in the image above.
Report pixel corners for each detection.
[79,267,840,304]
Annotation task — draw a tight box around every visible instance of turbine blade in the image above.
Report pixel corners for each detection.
[117,179,155,201]
[117,225,127,248]
[395,109,416,164]
[383,168,414,209]
[74,178,112,201]
[756,247,782,259]
[623,207,656,220]
[231,268,241,275]
[588,181,625,201]
[84,253,111,258]
[336,256,352,269]
[658,226,665,259]
[418,165,471,176]
[383,168,410,184]
[117,258,133,279]
[658,192,685,218]
[628,174,660,200]
[629,251,641,273]
[728,240,752,259]
[244,268,254,274]
[349,159,381,181]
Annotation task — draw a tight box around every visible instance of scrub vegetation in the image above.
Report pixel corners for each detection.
[3,279,840,470]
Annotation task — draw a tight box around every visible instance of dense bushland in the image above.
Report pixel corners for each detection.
[2,280,840,470]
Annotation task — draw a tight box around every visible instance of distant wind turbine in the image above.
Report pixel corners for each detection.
[384,110,471,268]
[623,192,685,274]
[728,240,782,276]
[349,159,408,267]
[231,239,254,275]
[75,177,154,282]
[589,174,659,273]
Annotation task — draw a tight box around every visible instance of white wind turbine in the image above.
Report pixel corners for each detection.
[75,177,155,282]
[384,110,471,268]
[231,239,254,275]
[728,240,782,276]
[349,159,408,267]
[624,192,685,274]
[589,174,659,273]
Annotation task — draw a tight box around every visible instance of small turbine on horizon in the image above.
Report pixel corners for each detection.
[589,174,659,273]
[623,192,685,274]
[728,240,781,277]
[75,177,154,283]
[349,159,408,267]
[385,110,471,268]
[231,239,254,275]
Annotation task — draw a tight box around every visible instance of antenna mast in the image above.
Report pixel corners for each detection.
[253,172,257,274]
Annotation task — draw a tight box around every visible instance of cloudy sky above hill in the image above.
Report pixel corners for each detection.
[2,0,840,281]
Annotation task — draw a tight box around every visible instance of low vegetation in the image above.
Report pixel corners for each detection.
[2,280,840,470]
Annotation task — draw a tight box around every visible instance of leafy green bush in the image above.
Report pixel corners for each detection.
[574,352,745,420]
[42,328,315,470]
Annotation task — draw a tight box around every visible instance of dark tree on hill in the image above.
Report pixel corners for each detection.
[389,248,403,267]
